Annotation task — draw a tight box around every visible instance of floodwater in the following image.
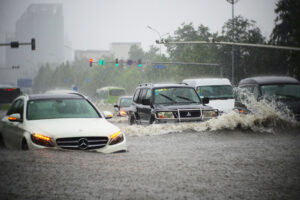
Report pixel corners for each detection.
[0,96,300,199]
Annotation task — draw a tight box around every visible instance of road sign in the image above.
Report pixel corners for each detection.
[17,78,32,88]
[127,59,133,65]
[154,65,166,69]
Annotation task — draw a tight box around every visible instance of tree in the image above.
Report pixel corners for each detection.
[219,16,267,83]
[270,0,300,78]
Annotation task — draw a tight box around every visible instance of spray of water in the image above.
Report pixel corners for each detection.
[118,89,299,136]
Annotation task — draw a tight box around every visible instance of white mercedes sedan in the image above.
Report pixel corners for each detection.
[0,93,127,153]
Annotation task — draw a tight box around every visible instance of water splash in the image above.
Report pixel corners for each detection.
[118,90,299,136]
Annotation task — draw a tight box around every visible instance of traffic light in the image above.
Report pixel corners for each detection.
[138,59,142,67]
[10,41,19,48]
[98,59,105,66]
[115,58,119,67]
[89,58,93,67]
[31,38,36,50]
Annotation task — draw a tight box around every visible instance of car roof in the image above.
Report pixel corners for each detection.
[138,83,192,88]
[28,93,84,100]
[182,78,232,86]
[239,76,299,85]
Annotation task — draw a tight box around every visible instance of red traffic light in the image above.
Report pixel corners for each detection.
[89,58,93,67]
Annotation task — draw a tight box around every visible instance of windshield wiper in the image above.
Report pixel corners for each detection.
[159,93,177,103]
[176,96,197,103]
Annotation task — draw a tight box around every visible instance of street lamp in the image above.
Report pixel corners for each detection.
[147,25,169,56]
[226,0,239,85]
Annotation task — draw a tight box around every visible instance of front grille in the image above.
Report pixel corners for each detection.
[172,109,202,121]
[178,110,201,118]
[56,137,109,150]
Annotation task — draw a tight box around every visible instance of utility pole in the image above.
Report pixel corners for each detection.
[226,0,239,85]
[147,25,169,57]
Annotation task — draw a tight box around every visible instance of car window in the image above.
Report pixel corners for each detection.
[7,99,24,117]
[133,89,140,102]
[236,85,255,101]
[196,85,233,99]
[27,98,100,120]
[253,86,260,99]
[260,84,300,99]
[137,89,147,104]
[119,98,132,107]
[145,89,152,100]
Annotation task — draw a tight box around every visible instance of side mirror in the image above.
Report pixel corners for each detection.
[202,97,209,105]
[142,99,150,105]
[103,111,113,119]
[8,113,22,122]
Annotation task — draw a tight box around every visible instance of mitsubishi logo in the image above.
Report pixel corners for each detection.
[186,112,191,117]
[78,138,89,150]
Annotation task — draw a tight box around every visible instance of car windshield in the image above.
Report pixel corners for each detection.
[260,84,300,99]
[27,98,100,120]
[120,98,132,107]
[154,87,200,105]
[196,85,234,99]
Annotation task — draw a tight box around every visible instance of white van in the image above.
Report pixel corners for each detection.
[182,78,234,113]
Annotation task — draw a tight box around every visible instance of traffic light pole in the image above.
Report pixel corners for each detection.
[0,38,36,50]
[157,40,300,51]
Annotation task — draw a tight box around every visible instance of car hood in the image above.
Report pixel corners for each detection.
[154,103,213,111]
[207,99,235,113]
[26,118,120,139]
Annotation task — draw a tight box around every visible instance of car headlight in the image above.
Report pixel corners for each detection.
[109,130,124,145]
[202,110,218,118]
[31,133,54,147]
[157,112,174,119]
[120,110,127,116]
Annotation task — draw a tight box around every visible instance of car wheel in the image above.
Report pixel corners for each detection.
[128,112,136,125]
[22,138,29,150]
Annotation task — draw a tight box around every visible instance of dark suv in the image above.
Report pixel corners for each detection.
[128,83,218,125]
[235,76,300,121]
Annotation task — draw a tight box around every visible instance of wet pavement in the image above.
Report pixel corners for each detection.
[0,130,300,200]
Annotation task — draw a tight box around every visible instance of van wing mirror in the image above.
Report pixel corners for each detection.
[8,113,22,122]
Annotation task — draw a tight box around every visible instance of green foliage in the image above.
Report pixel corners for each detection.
[33,8,300,95]
[270,0,300,79]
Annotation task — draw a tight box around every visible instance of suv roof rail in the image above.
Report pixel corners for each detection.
[139,83,153,87]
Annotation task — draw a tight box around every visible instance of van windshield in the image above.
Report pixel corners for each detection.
[109,89,125,96]
[196,85,234,99]
[261,84,300,99]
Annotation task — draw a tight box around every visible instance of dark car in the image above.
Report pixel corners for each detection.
[114,96,133,117]
[0,84,22,104]
[128,83,218,125]
[235,76,300,121]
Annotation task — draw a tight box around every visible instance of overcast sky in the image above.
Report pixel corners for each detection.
[0,0,278,52]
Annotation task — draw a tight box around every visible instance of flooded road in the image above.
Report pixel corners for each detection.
[1,128,300,200]
[1,101,300,199]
